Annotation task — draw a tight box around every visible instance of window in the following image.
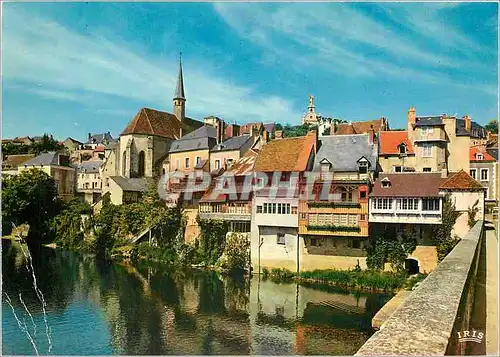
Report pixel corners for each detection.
[422,143,433,157]
[310,238,318,247]
[398,144,406,154]
[421,126,433,136]
[394,166,402,173]
[360,214,366,221]
[382,198,392,210]
[360,191,367,199]
[476,153,483,160]
[196,156,201,166]
[321,163,330,177]
[398,198,419,211]
[292,206,298,215]
[333,215,340,225]
[257,205,263,214]
[226,159,233,167]
[300,212,307,219]
[423,167,432,172]
[381,178,391,188]
[348,215,357,225]
[480,168,488,181]
[340,214,348,225]
[263,203,268,213]
[470,169,477,179]
[215,159,221,169]
[422,198,440,211]
[358,161,368,174]
[277,233,285,245]
[351,240,361,249]
[185,157,190,168]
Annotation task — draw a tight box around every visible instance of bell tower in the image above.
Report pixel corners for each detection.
[173,53,186,121]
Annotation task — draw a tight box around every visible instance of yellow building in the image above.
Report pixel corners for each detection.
[18,152,75,200]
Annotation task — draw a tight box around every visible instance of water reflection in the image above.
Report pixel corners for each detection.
[2,241,391,355]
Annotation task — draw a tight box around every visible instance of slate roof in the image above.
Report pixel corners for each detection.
[371,173,444,197]
[335,118,387,135]
[455,119,487,138]
[105,140,119,150]
[263,123,276,133]
[211,135,253,152]
[415,116,444,126]
[469,147,496,162]
[169,125,218,153]
[121,108,203,138]
[379,131,415,155]
[440,170,485,191]
[313,134,377,172]
[110,176,149,192]
[486,148,498,160]
[64,137,83,145]
[254,133,316,172]
[86,132,113,144]
[2,154,36,169]
[76,160,103,173]
[22,152,61,166]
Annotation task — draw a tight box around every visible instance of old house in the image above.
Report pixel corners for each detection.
[378,131,416,173]
[75,160,103,204]
[251,131,317,273]
[469,146,497,212]
[18,152,75,201]
[369,173,446,273]
[298,132,378,271]
[439,170,486,238]
[209,135,256,173]
[83,132,113,150]
[2,154,36,176]
[62,137,83,154]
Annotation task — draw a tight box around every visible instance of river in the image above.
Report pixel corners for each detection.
[2,239,392,355]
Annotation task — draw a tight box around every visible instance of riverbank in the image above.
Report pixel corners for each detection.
[262,267,427,293]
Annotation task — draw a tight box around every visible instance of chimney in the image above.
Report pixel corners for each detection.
[487,130,493,141]
[368,125,375,144]
[275,130,283,139]
[407,107,416,127]
[215,119,223,144]
[88,133,92,140]
[263,130,269,142]
[463,115,472,132]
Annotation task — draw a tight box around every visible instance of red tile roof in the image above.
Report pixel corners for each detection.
[254,132,315,172]
[371,173,444,197]
[469,147,496,162]
[379,131,415,155]
[335,118,387,135]
[440,170,486,191]
[121,108,202,138]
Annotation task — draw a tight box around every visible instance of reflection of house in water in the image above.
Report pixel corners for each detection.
[249,276,390,355]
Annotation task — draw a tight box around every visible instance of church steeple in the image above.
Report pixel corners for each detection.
[173,52,186,121]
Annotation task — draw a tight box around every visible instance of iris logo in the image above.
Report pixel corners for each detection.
[457,330,484,344]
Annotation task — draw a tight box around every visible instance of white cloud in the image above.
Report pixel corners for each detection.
[2,7,301,125]
[213,3,496,95]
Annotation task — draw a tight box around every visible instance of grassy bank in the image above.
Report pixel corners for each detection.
[263,267,413,292]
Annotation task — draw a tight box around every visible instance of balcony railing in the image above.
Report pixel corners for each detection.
[199,204,252,215]
[308,201,361,209]
[306,224,361,232]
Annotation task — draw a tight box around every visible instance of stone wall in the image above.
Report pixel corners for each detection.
[356,220,484,356]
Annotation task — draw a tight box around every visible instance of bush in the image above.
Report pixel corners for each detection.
[218,232,250,272]
[262,267,270,278]
[299,269,406,291]
[269,268,295,281]
[197,218,229,265]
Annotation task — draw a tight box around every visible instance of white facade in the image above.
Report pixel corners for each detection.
[369,196,443,224]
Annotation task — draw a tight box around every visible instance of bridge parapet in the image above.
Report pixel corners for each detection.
[356,220,484,356]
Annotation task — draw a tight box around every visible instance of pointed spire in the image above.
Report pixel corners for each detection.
[174,52,185,100]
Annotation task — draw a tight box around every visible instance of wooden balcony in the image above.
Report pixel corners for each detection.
[199,203,252,221]
[299,224,369,237]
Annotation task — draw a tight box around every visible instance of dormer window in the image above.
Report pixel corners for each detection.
[319,158,332,179]
[398,143,407,154]
[381,177,391,188]
[476,153,483,160]
[357,157,369,174]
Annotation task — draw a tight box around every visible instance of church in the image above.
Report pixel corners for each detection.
[101,57,204,205]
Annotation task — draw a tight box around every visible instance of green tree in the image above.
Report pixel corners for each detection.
[219,232,250,272]
[197,218,229,265]
[430,193,461,261]
[51,198,91,250]
[467,199,480,229]
[2,169,61,242]
[485,120,498,134]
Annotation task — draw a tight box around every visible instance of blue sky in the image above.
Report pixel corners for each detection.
[2,2,498,141]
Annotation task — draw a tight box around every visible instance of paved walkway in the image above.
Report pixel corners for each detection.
[485,221,498,356]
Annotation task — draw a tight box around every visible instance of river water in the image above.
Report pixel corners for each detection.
[2,239,392,355]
